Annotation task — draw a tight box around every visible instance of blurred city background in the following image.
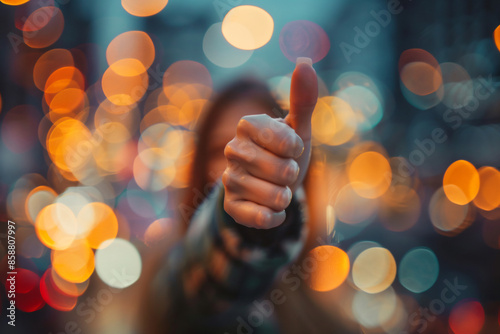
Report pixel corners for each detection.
[1,0,500,333]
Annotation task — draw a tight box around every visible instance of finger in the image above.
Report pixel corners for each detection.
[224,140,300,186]
[222,170,292,212]
[285,57,318,141]
[236,114,304,159]
[224,199,286,229]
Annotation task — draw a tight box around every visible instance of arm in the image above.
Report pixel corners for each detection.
[144,59,318,333]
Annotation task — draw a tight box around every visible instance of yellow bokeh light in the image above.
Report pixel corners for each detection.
[308,245,350,292]
[349,151,392,199]
[47,118,93,172]
[33,49,74,91]
[78,202,119,249]
[102,66,148,106]
[443,160,480,205]
[0,0,30,5]
[429,187,471,236]
[311,96,356,146]
[52,242,95,283]
[109,58,147,77]
[35,203,77,250]
[133,154,176,191]
[44,66,85,106]
[25,185,58,224]
[473,167,500,211]
[222,5,274,50]
[122,0,168,17]
[49,88,88,122]
[162,60,213,106]
[106,31,155,76]
[494,25,500,53]
[352,247,396,294]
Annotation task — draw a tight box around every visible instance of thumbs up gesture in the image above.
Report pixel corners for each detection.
[222,58,318,229]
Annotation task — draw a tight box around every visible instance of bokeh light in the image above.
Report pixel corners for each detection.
[10,268,45,312]
[33,48,74,91]
[25,185,57,224]
[203,22,253,68]
[398,247,439,293]
[101,66,149,106]
[311,96,357,146]
[78,202,119,249]
[106,31,155,76]
[95,238,142,289]
[495,25,500,52]
[443,160,480,205]
[1,0,30,5]
[222,5,274,50]
[279,20,330,63]
[40,268,78,311]
[352,247,396,294]
[23,6,64,49]
[473,166,500,211]
[336,85,383,131]
[51,242,95,283]
[352,287,398,328]
[429,187,472,235]
[449,300,485,334]
[308,245,350,292]
[348,151,392,199]
[399,49,442,96]
[35,203,77,250]
[121,0,168,17]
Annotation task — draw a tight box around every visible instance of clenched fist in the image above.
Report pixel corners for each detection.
[222,58,318,229]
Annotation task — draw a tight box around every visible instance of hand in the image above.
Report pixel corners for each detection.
[222,58,318,229]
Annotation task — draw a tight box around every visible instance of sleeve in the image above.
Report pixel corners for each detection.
[148,182,308,333]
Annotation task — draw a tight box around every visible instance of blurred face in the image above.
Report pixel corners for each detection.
[205,98,270,183]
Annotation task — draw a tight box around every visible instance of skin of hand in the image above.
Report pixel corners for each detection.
[222,57,319,229]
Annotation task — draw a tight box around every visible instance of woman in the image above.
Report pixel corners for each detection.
[140,60,359,334]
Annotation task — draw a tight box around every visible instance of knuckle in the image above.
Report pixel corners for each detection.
[221,170,231,187]
[223,170,239,190]
[222,169,245,192]
[223,200,236,218]
[224,140,238,160]
[281,159,299,183]
[236,118,251,136]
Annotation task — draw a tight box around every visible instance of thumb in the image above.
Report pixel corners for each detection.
[284,57,318,141]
